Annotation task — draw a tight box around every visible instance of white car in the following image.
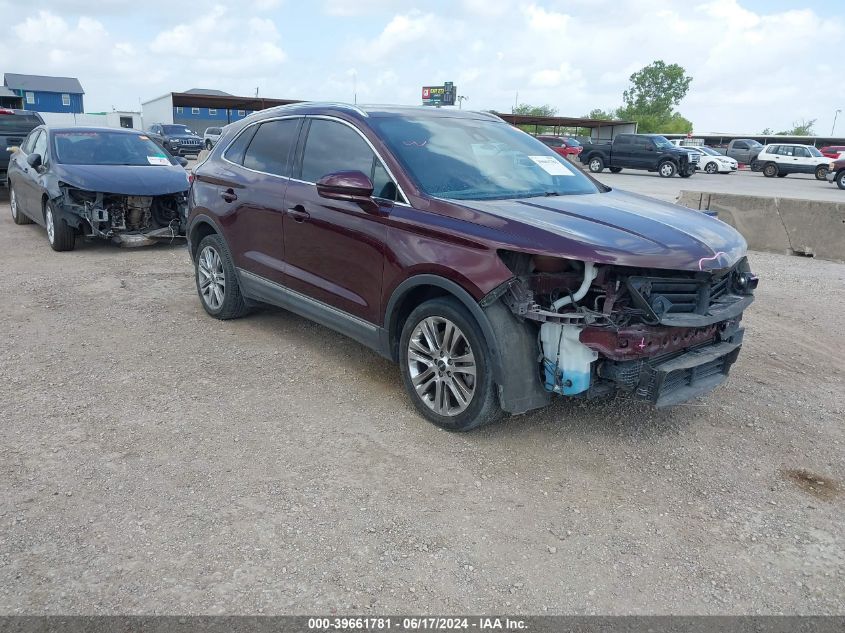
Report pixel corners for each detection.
[684,146,738,174]
[203,126,223,150]
[755,144,830,179]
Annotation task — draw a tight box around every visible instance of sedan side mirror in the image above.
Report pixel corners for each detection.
[316,171,377,209]
[26,153,42,168]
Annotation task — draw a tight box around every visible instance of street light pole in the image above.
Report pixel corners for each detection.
[832,109,841,136]
[457,95,468,110]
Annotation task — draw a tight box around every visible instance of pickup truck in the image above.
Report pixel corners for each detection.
[579,133,699,178]
[1,109,44,188]
[724,139,763,165]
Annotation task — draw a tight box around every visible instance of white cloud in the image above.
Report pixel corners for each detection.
[355,10,439,62]
[523,3,570,31]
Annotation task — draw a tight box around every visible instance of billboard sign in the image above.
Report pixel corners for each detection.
[422,82,456,106]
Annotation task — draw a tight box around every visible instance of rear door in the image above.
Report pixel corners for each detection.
[791,146,813,173]
[215,117,303,286]
[282,116,397,324]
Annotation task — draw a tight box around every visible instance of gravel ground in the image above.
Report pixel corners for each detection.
[0,198,843,615]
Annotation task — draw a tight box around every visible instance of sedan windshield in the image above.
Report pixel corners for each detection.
[162,125,195,135]
[53,131,176,166]
[370,116,601,200]
[698,147,721,156]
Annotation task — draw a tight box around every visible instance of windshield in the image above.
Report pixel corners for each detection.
[370,116,601,200]
[53,131,177,166]
[807,146,823,157]
[651,136,674,149]
[162,125,195,135]
[748,140,763,148]
[0,113,42,134]
[698,147,721,156]
[564,138,581,147]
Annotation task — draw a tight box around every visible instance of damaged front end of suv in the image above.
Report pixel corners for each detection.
[495,252,757,407]
[57,184,188,247]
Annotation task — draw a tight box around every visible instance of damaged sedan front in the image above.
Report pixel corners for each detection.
[7,126,190,251]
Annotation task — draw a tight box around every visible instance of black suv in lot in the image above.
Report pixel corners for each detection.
[147,123,203,156]
[1,108,44,187]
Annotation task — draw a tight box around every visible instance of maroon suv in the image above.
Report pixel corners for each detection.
[187,104,756,431]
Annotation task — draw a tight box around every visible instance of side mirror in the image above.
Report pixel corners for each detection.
[316,171,376,208]
[26,153,42,168]
[176,156,188,167]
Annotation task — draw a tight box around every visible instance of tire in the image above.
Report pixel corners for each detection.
[9,184,33,225]
[205,140,213,150]
[837,170,845,190]
[399,297,502,432]
[763,163,778,178]
[704,162,718,174]
[45,201,75,251]
[658,161,677,178]
[815,166,828,181]
[194,233,250,320]
[609,167,622,173]
[587,156,604,173]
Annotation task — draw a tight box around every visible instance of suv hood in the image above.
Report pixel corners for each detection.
[453,189,747,272]
[54,163,190,196]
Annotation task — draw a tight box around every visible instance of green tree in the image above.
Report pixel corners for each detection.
[761,127,773,135]
[777,119,816,136]
[511,103,558,133]
[616,60,693,133]
[584,108,616,120]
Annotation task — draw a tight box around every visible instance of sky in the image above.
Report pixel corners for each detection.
[1,0,842,134]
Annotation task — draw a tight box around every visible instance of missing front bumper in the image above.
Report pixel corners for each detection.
[599,339,742,407]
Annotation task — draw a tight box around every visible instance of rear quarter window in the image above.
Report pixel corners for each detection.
[222,125,259,165]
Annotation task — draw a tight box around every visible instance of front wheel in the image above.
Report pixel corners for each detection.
[9,185,33,225]
[45,201,75,251]
[588,156,605,173]
[836,170,845,190]
[399,298,502,431]
[763,163,778,178]
[658,161,677,178]
[704,162,718,174]
[609,167,622,173]
[195,234,250,319]
[815,166,828,181]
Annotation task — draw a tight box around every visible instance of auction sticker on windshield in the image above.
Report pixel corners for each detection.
[528,155,574,175]
[147,156,170,166]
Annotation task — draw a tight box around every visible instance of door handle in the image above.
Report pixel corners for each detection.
[287,204,310,222]
[221,188,237,202]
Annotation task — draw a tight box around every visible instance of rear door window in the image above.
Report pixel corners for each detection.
[242,118,301,177]
[793,147,809,158]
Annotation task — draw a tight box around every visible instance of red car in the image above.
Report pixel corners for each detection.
[819,145,845,159]
[536,135,583,158]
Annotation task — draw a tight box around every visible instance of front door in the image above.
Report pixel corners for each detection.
[283,117,397,324]
[13,129,46,217]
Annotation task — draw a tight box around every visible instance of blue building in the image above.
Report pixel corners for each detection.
[3,73,84,113]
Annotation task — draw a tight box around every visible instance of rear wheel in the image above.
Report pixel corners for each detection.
[658,161,677,178]
[195,234,250,319]
[9,185,32,225]
[763,163,778,178]
[399,298,502,431]
[588,156,605,173]
[815,166,828,180]
[609,167,622,173]
[45,201,75,251]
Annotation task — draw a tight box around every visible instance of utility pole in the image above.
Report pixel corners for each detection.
[457,95,468,110]
[353,71,357,105]
[513,91,518,113]
[833,109,842,136]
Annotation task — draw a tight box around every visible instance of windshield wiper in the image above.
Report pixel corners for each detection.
[543,191,560,197]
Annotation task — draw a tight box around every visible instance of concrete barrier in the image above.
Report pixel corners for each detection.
[676,191,844,262]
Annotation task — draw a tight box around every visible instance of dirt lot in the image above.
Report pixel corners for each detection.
[0,197,843,615]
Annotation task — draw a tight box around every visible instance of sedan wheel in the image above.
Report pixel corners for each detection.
[198,245,226,311]
[45,201,75,251]
[705,162,718,174]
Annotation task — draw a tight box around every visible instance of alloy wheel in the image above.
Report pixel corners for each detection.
[198,245,225,310]
[407,316,477,417]
[660,162,675,177]
[46,207,55,244]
